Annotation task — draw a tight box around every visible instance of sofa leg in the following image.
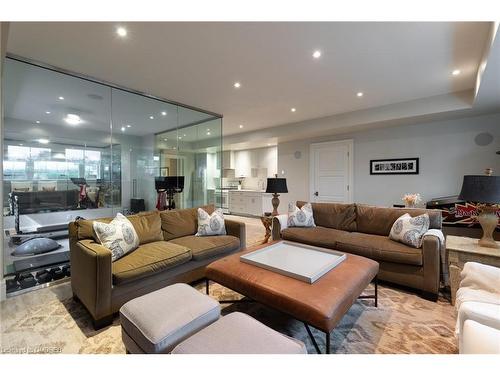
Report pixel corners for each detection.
[421,291,439,302]
[93,315,114,330]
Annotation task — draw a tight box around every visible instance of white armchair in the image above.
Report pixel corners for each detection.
[455,262,500,354]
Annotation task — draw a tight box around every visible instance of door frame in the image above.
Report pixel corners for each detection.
[309,139,354,203]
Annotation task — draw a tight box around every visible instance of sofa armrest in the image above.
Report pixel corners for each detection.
[70,239,112,320]
[271,214,288,241]
[225,219,246,249]
[421,235,441,297]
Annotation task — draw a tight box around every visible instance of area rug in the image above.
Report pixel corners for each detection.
[0,215,458,354]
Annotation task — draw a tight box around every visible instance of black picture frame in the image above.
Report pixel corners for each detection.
[370,158,419,175]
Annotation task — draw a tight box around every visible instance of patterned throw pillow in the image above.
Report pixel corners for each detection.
[196,208,227,236]
[93,213,140,261]
[287,203,316,228]
[389,213,430,248]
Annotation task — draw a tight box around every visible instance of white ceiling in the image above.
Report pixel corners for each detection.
[5,22,493,138]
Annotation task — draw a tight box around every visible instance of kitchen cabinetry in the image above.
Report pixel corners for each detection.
[228,190,274,216]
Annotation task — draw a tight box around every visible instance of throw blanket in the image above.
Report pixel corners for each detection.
[423,229,448,286]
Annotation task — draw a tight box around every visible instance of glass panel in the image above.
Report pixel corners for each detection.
[2,57,222,279]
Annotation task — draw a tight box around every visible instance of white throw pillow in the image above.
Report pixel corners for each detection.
[196,208,227,236]
[93,213,139,262]
[389,213,430,248]
[287,202,316,228]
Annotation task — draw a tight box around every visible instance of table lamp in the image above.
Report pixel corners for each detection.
[458,174,500,249]
[265,175,288,216]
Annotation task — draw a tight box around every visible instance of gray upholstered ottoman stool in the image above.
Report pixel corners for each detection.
[119,283,220,354]
[172,312,307,354]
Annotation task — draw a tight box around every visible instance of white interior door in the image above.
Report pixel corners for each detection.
[310,140,353,203]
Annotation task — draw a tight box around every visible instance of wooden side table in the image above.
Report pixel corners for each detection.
[260,215,273,244]
[446,235,500,305]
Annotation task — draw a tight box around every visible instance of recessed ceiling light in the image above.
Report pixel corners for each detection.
[163,138,168,141]
[64,114,81,125]
[116,27,127,37]
[239,124,244,129]
[357,92,364,97]
[126,124,132,128]
[312,50,322,59]
[45,111,51,114]
[161,111,167,116]
[178,136,182,139]
[19,143,23,146]
[291,108,296,112]
[452,69,461,76]
[58,96,64,100]
[207,131,211,136]
[267,143,272,146]
[183,134,186,137]
[38,138,50,144]
[121,126,126,132]
[149,116,154,120]
[35,120,40,124]
[233,82,241,88]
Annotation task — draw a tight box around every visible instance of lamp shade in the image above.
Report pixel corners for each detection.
[265,177,288,194]
[458,175,500,204]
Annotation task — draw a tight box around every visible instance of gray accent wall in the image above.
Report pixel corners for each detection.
[278,112,500,208]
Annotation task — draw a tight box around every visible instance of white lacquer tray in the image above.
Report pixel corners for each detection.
[240,241,346,284]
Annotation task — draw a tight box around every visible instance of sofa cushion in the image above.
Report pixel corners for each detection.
[335,232,423,266]
[127,211,163,245]
[112,241,192,285]
[297,201,356,231]
[356,204,441,236]
[169,235,240,261]
[75,211,163,244]
[94,213,140,262]
[161,205,215,241]
[281,226,350,249]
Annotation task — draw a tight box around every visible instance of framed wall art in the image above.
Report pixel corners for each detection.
[370,158,419,175]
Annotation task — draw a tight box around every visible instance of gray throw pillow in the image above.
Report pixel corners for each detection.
[389,213,430,248]
[93,213,139,261]
[196,208,227,236]
[287,202,316,228]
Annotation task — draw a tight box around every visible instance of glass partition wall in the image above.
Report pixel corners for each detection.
[2,57,222,278]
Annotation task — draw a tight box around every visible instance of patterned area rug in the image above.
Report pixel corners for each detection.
[0,215,458,354]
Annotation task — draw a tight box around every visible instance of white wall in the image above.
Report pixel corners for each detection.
[278,112,500,208]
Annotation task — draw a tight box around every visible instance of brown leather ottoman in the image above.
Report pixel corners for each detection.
[206,241,379,354]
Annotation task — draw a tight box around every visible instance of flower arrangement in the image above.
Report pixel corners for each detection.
[402,193,422,208]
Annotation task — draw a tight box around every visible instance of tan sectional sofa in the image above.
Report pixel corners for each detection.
[272,201,443,300]
[69,205,245,329]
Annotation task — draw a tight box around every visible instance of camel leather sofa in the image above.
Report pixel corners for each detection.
[69,204,245,329]
[272,201,443,300]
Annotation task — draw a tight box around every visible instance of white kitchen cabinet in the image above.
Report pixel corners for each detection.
[228,191,273,216]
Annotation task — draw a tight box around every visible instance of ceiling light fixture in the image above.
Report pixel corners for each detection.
[239,124,244,129]
[149,115,154,120]
[58,96,64,100]
[357,92,364,97]
[452,69,461,76]
[45,111,51,114]
[207,131,211,136]
[64,114,81,125]
[163,138,168,141]
[35,120,40,124]
[233,82,241,88]
[126,124,132,128]
[161,111,167,116]
[38,138,50,144]
[312,50,322,59]
[19,143,23,146]
[291,108,296,112]
[116,27,127,37]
